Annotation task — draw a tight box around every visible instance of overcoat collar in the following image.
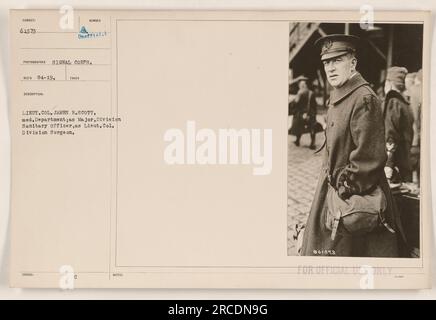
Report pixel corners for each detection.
[329,72,368,105]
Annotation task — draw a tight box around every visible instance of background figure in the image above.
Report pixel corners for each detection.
[288,77,318,149]
[383,66,414,183]
[409,69,422,183]
[404,72,416,103]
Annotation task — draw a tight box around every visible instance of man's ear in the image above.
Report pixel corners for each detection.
[351,56,358,70]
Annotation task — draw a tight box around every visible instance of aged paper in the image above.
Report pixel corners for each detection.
[9,9,431,288]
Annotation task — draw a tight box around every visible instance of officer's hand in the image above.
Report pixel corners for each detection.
[302,113,308,120]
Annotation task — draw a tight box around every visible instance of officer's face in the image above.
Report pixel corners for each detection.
[323,54,356,88]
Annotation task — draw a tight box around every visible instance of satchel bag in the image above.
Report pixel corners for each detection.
[325,184,394,241]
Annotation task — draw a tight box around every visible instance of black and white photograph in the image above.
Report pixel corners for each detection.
[287,22,423,258]
[5,7,433,292]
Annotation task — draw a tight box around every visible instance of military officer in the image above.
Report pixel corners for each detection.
[409,69,422,183]
[383,66,414,183]
[300,34,405,257]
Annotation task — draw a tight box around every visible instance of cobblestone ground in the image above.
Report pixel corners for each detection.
[287,131,324,256]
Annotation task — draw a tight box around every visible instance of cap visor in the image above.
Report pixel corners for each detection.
[321,51,349,61]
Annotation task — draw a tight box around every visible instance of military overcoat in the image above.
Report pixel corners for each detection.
[384,90,414,182]
[301,73,406,257]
